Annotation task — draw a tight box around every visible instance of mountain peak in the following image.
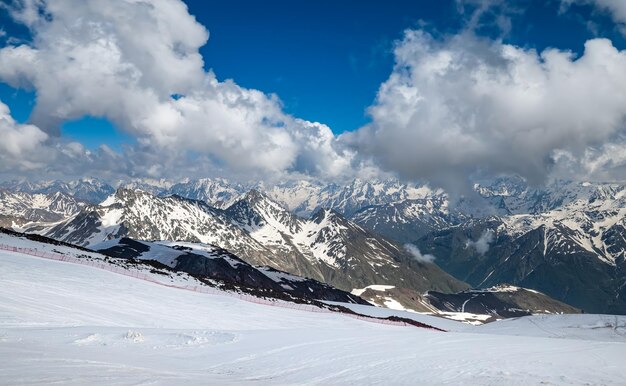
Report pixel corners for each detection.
[243,188,266,202]
[226,188,301,232]
[238,189,291,213]
[110,188,160,205]
[310,207,346,225]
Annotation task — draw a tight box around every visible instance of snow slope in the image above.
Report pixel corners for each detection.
[1,249,626,384]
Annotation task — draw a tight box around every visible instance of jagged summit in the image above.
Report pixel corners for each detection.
[0,178,115,204]
[310,207,344,222]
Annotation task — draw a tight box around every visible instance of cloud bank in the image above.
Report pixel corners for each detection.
[0,0,355,181]
[1,0,626,189]
[0,100,50,171]
[342,30,626,190]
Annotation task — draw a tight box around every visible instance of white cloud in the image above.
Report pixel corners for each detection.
[547,138,626,182]
[0,0,354,181]
[3,0,626,188]
[342,30,626,192]
[465,229,495,255]
[404,243,436,263]
[0,100,52,171]
[0,0,208,133]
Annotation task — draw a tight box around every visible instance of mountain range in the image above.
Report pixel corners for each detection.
[1,176,625,314]
[19,187,467,312]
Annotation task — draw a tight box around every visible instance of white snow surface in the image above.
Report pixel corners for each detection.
[351,284,396,296]
[256,266,308,283]
[437,311,494,326]
[1,242,626,384]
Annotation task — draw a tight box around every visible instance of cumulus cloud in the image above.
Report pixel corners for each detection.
[465,229,495,255]
[3,0,626,189]
[0,103,133,180]
[404,243,436,263]
[341,30,626,193]
[0,0,354,181]
[0,100,51,171]
[0,0,208,133]
[544,138,626,182]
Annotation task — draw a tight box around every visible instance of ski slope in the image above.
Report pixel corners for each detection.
[1,249,626,385]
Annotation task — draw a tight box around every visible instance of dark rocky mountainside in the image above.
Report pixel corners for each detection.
[415,217,626,314]
[425,285,582,321]
[95,237,368,305]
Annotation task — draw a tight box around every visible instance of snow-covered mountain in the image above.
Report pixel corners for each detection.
[266,178,437,217]
[7,176,626,314]
[324,177,626,314]
[115,177,440,217]
[0,178,115,204]
[0,177,441,218]
[224,189,467,303]
[350,196,457,243]
[494,181,626,263]
[116,178,174,196]
[9,176,621,223]
[0,190,86,227]
[424,285,580,321]
[41,189,276,267]
[348,281,579,322]
[26,188,467,311]
[169,178,244,209]
[415,215,626,314]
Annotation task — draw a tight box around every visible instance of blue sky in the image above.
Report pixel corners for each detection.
[186,0,625,133]
[1,0,624,151]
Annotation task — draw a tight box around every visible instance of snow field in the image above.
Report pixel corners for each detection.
[1,250,626,384]
[0,242,413,328]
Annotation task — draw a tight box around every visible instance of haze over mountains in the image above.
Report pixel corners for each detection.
[1,175,625,315]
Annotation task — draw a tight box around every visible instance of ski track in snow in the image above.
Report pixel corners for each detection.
[1,249,626,385]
